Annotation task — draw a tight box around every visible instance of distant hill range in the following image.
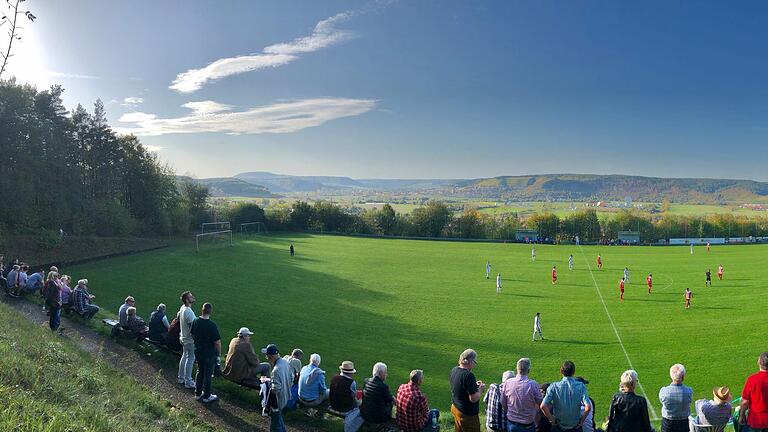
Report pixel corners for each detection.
[187,172,768,204]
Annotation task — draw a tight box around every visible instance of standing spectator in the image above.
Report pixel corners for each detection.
[262,343,293,432]
[73,279,99,319]
[740,352,768,431]
[694,386,732,427]
[329,360,364,432]
[177,291,197,389]
[148,303,170,343]
[574,377,595,432]
[450,349,485,432]
[606,370,652,432]
[540,360,591,432]
[485,371,515,432]
[361,362,395,426]
[658,363,693,432]
[299,353,329,410]
[119,296,136,328]
[502,358,543,432]
[125,307,149,341]
[44,271,62,331]
[396,369,440,432]
[190,302,221,403]
[283,348,304,384]
[222,327,271,385]
[538,383,553,432]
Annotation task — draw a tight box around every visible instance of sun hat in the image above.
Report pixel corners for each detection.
[261,344,279,355]
[125,296,135,303]
[713,386,732,403]
[339,361,357,374]
[237,327,254,336]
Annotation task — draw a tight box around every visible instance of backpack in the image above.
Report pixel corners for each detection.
[165,316,182,351]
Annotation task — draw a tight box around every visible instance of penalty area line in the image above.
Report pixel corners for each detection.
[578,245,660,421]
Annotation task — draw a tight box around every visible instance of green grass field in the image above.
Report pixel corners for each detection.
[68,235,766,427]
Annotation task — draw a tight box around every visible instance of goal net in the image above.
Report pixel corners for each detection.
[240,222,268,235]
[201,221,230,234]
[195,230,233,252]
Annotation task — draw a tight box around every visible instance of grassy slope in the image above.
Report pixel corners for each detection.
[0,301,218,432]
[67,235,764,427]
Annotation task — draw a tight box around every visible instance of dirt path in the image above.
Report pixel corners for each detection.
[3,296,311,432]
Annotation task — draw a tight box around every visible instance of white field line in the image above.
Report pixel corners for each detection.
[578,246,660,421]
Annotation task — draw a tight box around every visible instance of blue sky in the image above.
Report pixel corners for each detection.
[7,0,768,180]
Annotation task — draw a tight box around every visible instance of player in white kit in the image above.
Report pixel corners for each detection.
[623,267,630,284]
[496,273,502,294]
[531,246,536,262]
[486,261,491,279]
[532,312,544,341]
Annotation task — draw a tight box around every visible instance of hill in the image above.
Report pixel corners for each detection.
[234,172,456,193]
[177,176,280,198]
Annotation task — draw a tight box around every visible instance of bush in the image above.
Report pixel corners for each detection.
[35,230,62,249]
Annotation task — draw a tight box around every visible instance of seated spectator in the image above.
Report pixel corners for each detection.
[283,348,304,384]
[59,275,73,306]
[73,279,99,319]
[658,363,692,432]
[125,306,149,341]
[27,269,44,295]
[17,265,28,292]
[119,296,136,328]
[606,370,653,432]
[540,360,591,432]
[694,386,732,427]
[537,383,552,432]
[148,303,170,343]
[361,362,394,426]
[484,371,514,432]
[501,358,542,432]
[739,352,768,431]
[165,311,183,352]
[396,369,440,432]
[222,327,271,385]
[6,264,19,292]
[299,353,329,408]
[330,360,361,414]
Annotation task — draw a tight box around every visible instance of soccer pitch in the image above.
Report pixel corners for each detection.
[69,234,766,424]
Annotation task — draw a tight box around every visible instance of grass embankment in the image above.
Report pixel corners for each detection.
[1,235,167,266]
[0,301,219,432]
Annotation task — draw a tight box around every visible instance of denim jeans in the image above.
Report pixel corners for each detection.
[195,353,215,398]
[661,418,688,432]
[506,420,535,432]
[82,304,99,320]
[49,306,61,331]
[178,341,196,385]
[270,408,286,432]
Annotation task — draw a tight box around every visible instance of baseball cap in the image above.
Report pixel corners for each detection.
[261,344,279,355]
[237,327,254,336]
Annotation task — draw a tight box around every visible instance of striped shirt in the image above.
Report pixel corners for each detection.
[484,383,506,431]
[659,383,693,420]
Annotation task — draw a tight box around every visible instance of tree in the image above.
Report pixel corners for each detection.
[0,0,36,79]
[227,203,266,231]
[410,201,451,237]
[289,201,314,230]
[180,179,210,230]
[453,208,486,239]
[376,204,397,235]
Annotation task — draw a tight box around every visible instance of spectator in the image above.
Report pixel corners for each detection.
[222,327,271,385]
[540,360,591,432]
[740,352,768,431]
[262,343,293,432]
[125,306,149,341]
[190,302,221,403]
[165,311,183,352]
[177,291,196,389]
[299,353,329,409]
[6,264,19,293]
[537,383,552,432]
[658,363,692,432]
[283,348,304,384]
[27,269,44,295]
[118,296,136,328]
[502,358,543,432]
[361,362,395,426]
[484,371,515,432]
[148,303,170,343]
[73,279,99,319]
[396,369,440,432]
[694,386,732,427]
[44,271,62,331]
[574,377,596,432]
[330,360,364,432]
[17,265,28,292]
[450,348,485,432]
[60,275,73,307]
[605,370,652,432]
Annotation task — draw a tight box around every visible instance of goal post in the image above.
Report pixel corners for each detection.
[239,222,268,235]
[201,221,230,234]
[195,230,233,252]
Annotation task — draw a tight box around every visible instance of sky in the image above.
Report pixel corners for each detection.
[6,0,768,181]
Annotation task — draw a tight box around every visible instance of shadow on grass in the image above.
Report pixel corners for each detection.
[544,339,615,346]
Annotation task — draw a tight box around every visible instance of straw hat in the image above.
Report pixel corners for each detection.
[339,361,357,374]
[713,386,732,403]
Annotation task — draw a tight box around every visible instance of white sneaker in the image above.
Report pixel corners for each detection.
[202,394,218,403]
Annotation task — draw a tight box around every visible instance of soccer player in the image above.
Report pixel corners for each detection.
[486,261,491,279]
[619,277,625,301]
[690,243,694,255]
[289,243,295,257]
[717,264,724,280]
[532,312,545,341]
[705,269,712,287]
[568,254,574,271]
[623,267,630,284]
[684,287,692,309]
[597,254,602,270]
[531,246,536,262]
[706,241,711,252]
[551,266,557,284]
[646,273,652,294]
[496,273,502,294]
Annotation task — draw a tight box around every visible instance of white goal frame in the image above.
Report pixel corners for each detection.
[201,221,230,234]
[239,222,268,235]
[195,230,233,252]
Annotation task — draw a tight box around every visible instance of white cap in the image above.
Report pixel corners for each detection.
[237,327,254,336]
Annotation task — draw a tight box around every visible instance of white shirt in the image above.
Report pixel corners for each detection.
[179,305,196,344]
[534,315,541,330]
[496,275,502,287]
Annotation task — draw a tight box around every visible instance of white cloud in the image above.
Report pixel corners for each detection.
[114,98,376,136]
[123,97,143,104]
[142,144,163,152]
[169,11,356,93]
[47,71,99,79]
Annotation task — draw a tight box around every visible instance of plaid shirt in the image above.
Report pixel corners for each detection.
[484,383,505,431]
[396,382,429,432]
[73,287,92,313]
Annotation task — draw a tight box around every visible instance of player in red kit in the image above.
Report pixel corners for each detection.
[551,266,557,284]
[597,254,602,269]
[619,277,625,301]
[684,287,692,309]
[646,273,652,294]
[717,264,724,280]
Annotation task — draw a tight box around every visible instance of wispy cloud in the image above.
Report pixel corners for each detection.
[169,11,357,93]
[142,144,163,152]
[47,71,99,80]
[115,98,376,136]
[124,97,143,104]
